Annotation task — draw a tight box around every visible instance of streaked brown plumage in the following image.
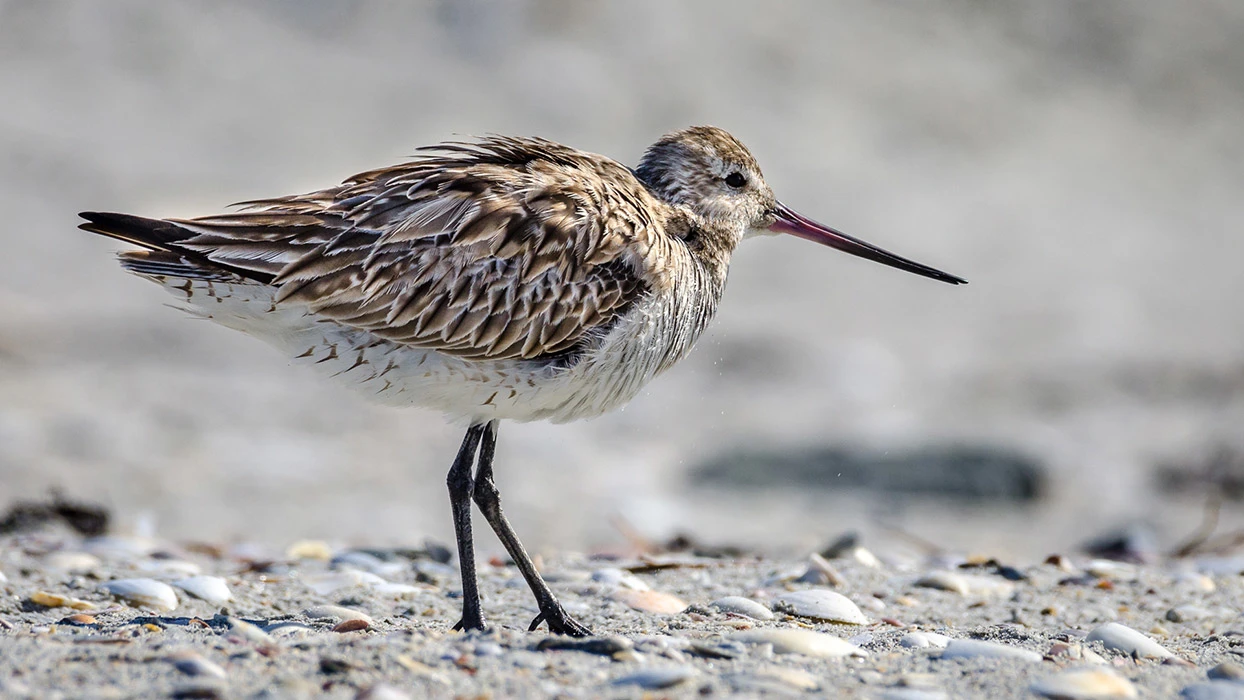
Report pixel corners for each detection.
[80,125,964,637]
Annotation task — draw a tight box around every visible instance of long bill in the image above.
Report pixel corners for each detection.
[768,202,967,285]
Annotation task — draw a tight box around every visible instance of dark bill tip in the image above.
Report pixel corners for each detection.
[768,202,967,285]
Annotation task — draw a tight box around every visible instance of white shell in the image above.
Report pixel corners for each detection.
[169,651,227,680]
[709,596,774,620]
[1031,668,1138,699]
[900,632,952,649]
[733,629,868,658]
[1085,622,1174,659]
[771,589,869,624]
[304,570,387,595]
[914,571,1014,598]
[173,576,232,606]
[100,578,178,611]
[305,605,372,624]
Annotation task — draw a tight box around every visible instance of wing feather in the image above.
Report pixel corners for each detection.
[141,136,658,361]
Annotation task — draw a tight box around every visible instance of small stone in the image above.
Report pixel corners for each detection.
[733,629,867,658]
[173,576,232,606]
[264,622,315,639]
[1085,622,1174,660]
[772,589,869,624]
[799,552,846,586]
[1031,668,1137,699]
[900,632,951,649]
[139,559,201,577]
[1209,662,1244,682]
[28,591,96,611]
[536,636,633,656]
[1167,605,1211,623]
[1175,572,1216,593]
[332,551,407,579]
[305,605,373,624]
[169,651,227,680]
[63,614,97,625]
[1085,560,1137,580]
[611,666,698,690]
[709,596,773,620]
[609,589,687,615]
[940,639,1042,663]
[332,619,370,633]
[100,578,178,611]
[1180,682,1244,700]
[286,539,333,560]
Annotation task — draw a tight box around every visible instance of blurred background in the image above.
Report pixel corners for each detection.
[2,0,1242,560]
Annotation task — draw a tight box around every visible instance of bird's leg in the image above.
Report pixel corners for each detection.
[448,424,488,633]
[472,421,592,637]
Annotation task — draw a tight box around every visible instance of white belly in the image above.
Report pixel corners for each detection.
[156,277,713,424]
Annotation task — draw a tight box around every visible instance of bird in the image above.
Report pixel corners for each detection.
[79,125,965,637]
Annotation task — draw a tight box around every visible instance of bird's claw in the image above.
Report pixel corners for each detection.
[529,606,592,637]
[452,616,489,634]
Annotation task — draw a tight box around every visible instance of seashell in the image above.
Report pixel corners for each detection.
[733,629,867,658]
[43,552,102,574]
[709,596,774,620]
[304,570,387,595]
[305,605,372,624]
[771,589,868,624]
[226,617,275,646]
[28,591,96,610]
[333,619,370,633]
[286,539,333,560]
[1031,668,1138,699]
[900,632,951,649]
[914,571,1013,598]
[100,578,178,611]
[590,568,649,591]
[609,589,687,615]
[169,651,227,679]
[1085,622,1174,660]
[173,576,232,606]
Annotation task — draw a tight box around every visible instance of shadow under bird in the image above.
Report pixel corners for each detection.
[79,126,965,636]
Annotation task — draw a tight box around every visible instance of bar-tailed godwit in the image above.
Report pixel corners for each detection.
[80,126,965,636]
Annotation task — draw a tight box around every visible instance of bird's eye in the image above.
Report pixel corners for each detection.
[725,172,747,189]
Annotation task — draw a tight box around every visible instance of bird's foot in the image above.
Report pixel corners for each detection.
[529,603,592,637]
[451,613,489,634]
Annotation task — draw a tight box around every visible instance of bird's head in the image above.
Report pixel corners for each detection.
[636,125,966,285]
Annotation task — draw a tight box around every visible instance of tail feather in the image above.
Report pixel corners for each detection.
[79,211,275,284]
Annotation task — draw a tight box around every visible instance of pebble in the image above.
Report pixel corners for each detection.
[372,582,422,597]
[1085,560,1138,580]
[1167,605,1212,623]
[100,578,178,611]
[914,571,1014,597]
[1031,668,1138,699]
[536,636,633,656]
[900,632,951,649]
[611,666,698,690]
[733,629,868,658]
[709,596,773,620]
[1181,683,1244,700]
[1209,662,1244,682]
[304,570,387,595]
[1085,623,1174,659]
[305,605,373,624]
[28,591,96,611]
[939,639,1042,663]
[591,568,649,590]
[333,619,370,633]
[609,589,687,615]
[173,576,232,606]
[138,559,201,578]
[43,551,102,573]
[1176,572,1217,592]
[771,589,869,624]
[286,539,333,560]
[169,651,227,680]
[798,552,846,586]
